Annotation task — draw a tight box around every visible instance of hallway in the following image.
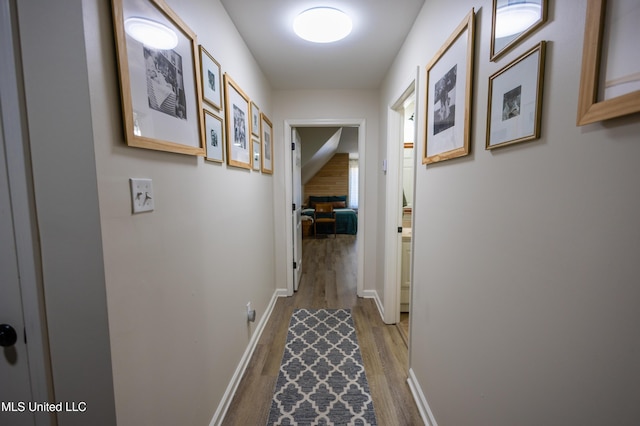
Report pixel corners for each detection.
[222,235,424,425]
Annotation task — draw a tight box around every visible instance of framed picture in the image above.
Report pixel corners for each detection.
[486,41,546,150]
[224,74,251,169]
[490,0,547,62]
[203,109,224,162]
[111,0,205,156]
[423,9,475,165]
[199,45,222,110]
[577,0,640,125]
[252,138,261,171]
[250,102,260,137]
[260,113,273,174]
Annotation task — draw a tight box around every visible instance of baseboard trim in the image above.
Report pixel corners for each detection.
[407,368,438,426]
[209,288,286,425]
[361,289,385,322]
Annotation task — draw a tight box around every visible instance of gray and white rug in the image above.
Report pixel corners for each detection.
[267,308,377,425]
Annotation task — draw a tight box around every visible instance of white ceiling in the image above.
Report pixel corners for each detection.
[219,0,425,90]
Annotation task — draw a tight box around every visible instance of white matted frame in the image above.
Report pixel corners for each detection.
[577,0,640,125]
[486,41,546,150]
[203,109,224,163]
[490,0,547,62]
[252,138,261,171]
[224,73,251,169]
[111,0,204,156]
[260,113,273,174]
[251,102,260,138]
[199,45,222,110]
[423,9,475,165]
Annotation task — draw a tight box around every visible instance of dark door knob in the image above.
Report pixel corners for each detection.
[0,324,18,347]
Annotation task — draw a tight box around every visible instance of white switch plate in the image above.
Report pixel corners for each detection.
[130,178,154,213]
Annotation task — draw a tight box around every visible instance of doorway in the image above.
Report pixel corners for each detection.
[283,119,366,298]
[383,73,418,327]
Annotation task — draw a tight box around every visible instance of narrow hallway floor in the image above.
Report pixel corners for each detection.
[222,235,424,425]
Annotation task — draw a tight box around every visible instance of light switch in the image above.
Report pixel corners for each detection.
[130,178,154,213]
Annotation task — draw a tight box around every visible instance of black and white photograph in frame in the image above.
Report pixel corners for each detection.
[252,138,261,171]
[224,73,251,169]
[423,9,475,165]
[144,47,187,120]
[502,85,521,120]
[199,45,222,110]
[112,0,205,156]
[433,65,457,135]
[260,113,273,174]
[203,109,224,163]
[486,41,546,150]
[251,102,260,137]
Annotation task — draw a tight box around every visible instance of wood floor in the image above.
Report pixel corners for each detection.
[222,235,424,426]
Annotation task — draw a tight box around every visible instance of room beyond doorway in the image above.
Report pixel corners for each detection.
[282,119,366,299]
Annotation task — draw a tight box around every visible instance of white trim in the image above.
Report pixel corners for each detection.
[361,289,385,322]
[283,118,366,298]
[209,289,287,425]
[407,368,438,426]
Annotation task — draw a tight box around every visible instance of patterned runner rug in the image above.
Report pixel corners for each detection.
[267,308,377,425]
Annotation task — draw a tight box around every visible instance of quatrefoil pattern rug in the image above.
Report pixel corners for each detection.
[267,308,377,425]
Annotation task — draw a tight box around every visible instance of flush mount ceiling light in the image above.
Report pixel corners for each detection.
[495,1,541,38]
[293,7,352,43]
[124,17,178,50]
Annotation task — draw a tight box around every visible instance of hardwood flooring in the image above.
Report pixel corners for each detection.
[222,235,424,426]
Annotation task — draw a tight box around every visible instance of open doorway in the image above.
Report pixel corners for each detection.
[383,73,418,328]
[283,119,366,298]
[398,94,415,344]
[292,127,360,296]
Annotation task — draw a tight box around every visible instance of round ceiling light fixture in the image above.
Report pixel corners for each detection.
[293,7,353,43]
[124,17,179,50]
[494,2,541,38]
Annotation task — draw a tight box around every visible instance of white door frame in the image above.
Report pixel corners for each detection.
[383,71,419,324]
[283,118,366,297]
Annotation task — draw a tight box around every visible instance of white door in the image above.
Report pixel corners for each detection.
[1,2,46,423]
[0,82,35,426]
[292,129,303,291]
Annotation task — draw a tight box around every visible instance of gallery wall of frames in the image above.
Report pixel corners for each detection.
[110,0,639,172]
[111,0,273,174]
[423,0,639,165]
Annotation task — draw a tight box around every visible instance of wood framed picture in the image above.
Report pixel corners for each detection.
[199,45,222,110]
[423,9,475,165]
[486,41,546,150]
[252,138,261,171]
[260,113,273,174]
[250,102,260,138]
[203,109,224,163]
[224,74,251,169]
[111,0,204,156]
[490,0,547,62]
[577,0,640,125]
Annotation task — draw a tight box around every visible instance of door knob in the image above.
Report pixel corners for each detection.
[0,324,18,347]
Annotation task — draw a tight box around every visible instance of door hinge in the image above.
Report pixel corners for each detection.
[397,226,403,233]
[293,261,297,269]
[292,203,296,211]
[291,142,295,150]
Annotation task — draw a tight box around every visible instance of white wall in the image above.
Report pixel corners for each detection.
[381,1,640,425]
[83,0,275,424]
[272,89,382,298]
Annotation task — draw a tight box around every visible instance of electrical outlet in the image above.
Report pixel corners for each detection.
[130,178,154,213]
[247,302,256,322]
